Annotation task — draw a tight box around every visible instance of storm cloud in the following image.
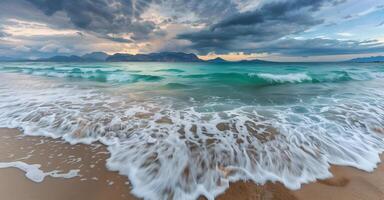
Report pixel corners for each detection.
[27,0,156,39]
[0,31,10,38]
[24,0,239,43]
[254,38,384,56]
[0,0,383,60]
[178,0,347,54]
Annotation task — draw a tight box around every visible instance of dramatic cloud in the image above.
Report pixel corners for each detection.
[213,0,326,29]
[0,25,11,38]
[26,0,155,41]
[0,0,383,60]
[178,0,344,53]
[153,0,241,24]
[254,38,384,56]
[0,31,10,38]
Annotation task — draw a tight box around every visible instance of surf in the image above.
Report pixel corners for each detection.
[0,62,384,199]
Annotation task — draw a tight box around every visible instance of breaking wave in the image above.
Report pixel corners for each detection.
[155,68,185,73]
[181,71,363,86]
[0,72,384,200]
[253,73,312,83]
[0,65,162,83]
[1,64,381,87]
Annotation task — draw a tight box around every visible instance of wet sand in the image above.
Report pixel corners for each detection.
[0,128,136,200]
[218,163,384,200]
[0,128,383,200]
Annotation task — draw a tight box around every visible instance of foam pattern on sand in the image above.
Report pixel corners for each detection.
[0,161,79,182]
[0,71,384,200]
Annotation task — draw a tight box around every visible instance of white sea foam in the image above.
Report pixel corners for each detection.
[252,73,312,83]
[0,65,160,83]
[0,161,79,182]
[0,73,384,199]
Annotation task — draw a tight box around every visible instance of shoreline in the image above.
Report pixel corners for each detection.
[218,159,384,200]
[0,127,383,200]
[0,128,137,200]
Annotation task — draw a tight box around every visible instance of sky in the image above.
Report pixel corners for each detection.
[0,0,383,61]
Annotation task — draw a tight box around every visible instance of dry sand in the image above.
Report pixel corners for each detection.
[0,127,383,200]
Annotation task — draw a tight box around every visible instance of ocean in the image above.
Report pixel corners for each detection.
[0,61,384,199]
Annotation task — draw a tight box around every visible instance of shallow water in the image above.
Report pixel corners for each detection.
[0,61,384,199]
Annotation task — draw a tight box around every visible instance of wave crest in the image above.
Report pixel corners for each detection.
[0,66,162,83]
[1,73,384,200]
[183,71,357,86]
[251,73,312,83]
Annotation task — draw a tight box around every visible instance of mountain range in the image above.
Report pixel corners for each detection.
[0,51,273,63]
[3,52,205,62]
[33,52,271,63]
[348,56,384,63]
[106,52,201,62]
[1,52,383,63]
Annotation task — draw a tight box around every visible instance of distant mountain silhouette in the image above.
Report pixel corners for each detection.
[0,56,17,61]
[106,52,201,62]
[82,52,109,61]
[206,57,228,63]
[5,52,384,63]
[42,55,84,62]
[0,51,274,63]
[238,59,274,63]
[348,56,384,63]
[36,52,110,62]
[205,57,276,63]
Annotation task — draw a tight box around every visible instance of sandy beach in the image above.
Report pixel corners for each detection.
[1,0,384,199]
[0,128,136,200]
[0,128,383,200]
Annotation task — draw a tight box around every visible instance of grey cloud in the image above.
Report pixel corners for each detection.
[0,31,96,58]
[24,0,242,43]
[343,14,353,19]
[103,35,133,43]
[26,0,155,42]
[178,0,346,54]
[2,0,383,58]
[253,38,384,56]
[157,0,239,25]
[76,32,84,37]
[0,26,10,38]
[0,31,10,38]
[213,0,326,29]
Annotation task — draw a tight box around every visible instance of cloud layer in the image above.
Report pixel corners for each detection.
[178,0,342,53]
[0,0,383,60]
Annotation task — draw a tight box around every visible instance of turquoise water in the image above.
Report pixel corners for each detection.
[0,62,384,199]
[1,62,382,104]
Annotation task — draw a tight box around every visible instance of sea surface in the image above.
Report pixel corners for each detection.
[0,61,384,199]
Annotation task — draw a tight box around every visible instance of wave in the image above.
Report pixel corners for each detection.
[251,72,312,83]
[1,73,384,199]
[1,64,379,87]
[163,83,193,89]
[155,68,185,73]
[0,66,162,83]
[182,71,362,86]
